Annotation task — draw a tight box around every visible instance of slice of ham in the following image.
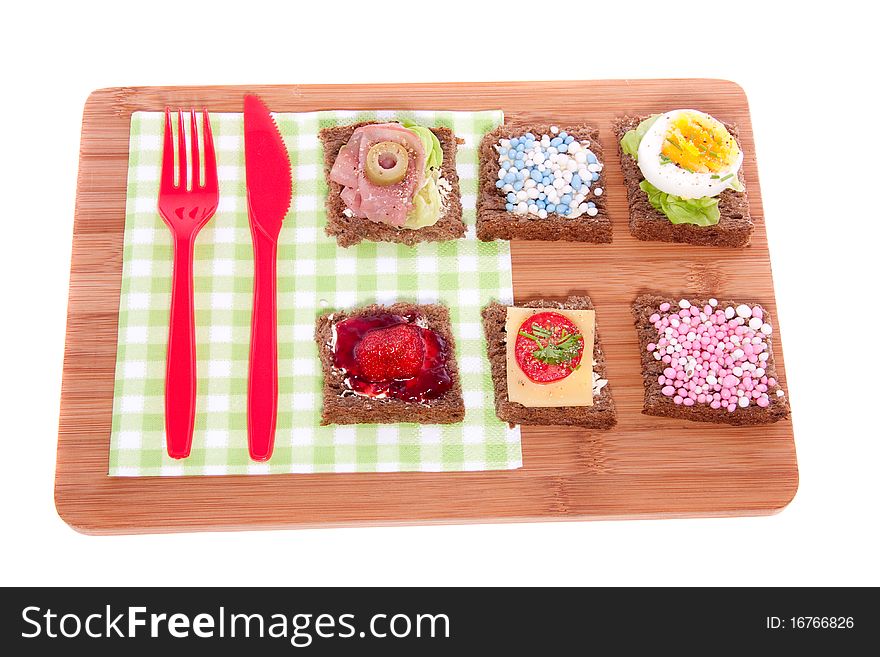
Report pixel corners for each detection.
[329,132,362,189]
[328,123,426,227]
[339,186,365,218]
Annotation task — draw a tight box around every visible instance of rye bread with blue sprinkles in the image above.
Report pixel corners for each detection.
[612,115,753,248]
[477,123,611,243]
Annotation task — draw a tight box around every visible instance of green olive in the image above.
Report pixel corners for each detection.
[365,141,409,186]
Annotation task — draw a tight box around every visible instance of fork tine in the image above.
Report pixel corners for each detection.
[161,108,175,191]
[177,110,187,191]
[201,109,218,193]
[190,109,201,189]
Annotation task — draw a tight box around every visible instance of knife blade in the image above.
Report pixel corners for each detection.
[244,95,292,239]
[244,94,292,462]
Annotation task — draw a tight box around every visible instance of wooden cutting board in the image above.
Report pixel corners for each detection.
[56,79,798,534]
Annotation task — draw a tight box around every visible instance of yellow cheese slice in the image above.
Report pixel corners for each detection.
[505,307,595,408]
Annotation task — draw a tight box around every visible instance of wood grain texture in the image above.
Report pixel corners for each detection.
[56,80,798,534]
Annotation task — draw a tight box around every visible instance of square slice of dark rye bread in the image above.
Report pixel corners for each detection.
[612,116,753,248]
[476,123,611,243]
[482,296,616,428]
[319,122,465,248]
[633,294,789,426]
[315,302,465,425]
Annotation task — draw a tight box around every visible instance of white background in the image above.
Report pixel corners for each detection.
[1,0,877,586]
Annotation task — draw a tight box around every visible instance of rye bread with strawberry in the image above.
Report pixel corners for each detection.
[315,302,465,425]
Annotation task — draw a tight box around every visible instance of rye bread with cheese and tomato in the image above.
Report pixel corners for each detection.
[633,294,789,425]
[477,124,611,242]
[315,302,464,425]
[319,121,465,247]
[613,111,753,247]
[482,296,616,428]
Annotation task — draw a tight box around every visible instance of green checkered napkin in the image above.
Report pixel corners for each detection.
[109,109,522,476]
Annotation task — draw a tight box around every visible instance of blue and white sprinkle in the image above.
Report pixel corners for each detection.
[494,125,603,219]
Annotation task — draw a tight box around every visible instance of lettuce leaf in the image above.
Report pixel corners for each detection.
[404,173,442,230]
[399,120,445,228]
[620,114,660,161]
[402,120,443,171]
[639,180,720,227]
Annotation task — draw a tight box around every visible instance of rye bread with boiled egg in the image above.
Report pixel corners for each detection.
[482,296,616,429]
[315,302,465,425]
[319,122,465,248]
[633,293,789,425]
[476,123,612,243]
[612,116,753,248]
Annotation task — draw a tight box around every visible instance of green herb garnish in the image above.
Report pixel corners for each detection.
[530,323,552,338]
[520,323,583,367]
[519,322,552,344]
[533,331,583,366]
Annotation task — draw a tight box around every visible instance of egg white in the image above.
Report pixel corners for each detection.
[637,110,743,199]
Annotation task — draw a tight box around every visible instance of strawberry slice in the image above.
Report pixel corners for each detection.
[354,323,425,381]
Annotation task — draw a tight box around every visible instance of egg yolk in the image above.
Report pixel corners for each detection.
[661,111,740,174]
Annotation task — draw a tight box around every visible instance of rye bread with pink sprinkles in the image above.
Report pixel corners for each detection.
[633,294,789,426]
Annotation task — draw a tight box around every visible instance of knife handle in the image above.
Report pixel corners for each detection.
[247,228,278,462]
[165,234,197,459]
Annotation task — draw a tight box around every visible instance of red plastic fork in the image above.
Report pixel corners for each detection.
[158,109,219,459]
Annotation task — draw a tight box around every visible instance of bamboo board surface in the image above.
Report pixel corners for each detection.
[56,79,797,534]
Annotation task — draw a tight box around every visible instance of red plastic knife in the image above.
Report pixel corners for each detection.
[244,95,292,461]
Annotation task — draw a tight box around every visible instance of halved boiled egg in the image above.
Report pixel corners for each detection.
[638,109,743,199]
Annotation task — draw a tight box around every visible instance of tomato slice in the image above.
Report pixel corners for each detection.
[514,311,584,384]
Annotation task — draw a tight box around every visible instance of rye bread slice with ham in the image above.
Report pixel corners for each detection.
[320,122,465,248]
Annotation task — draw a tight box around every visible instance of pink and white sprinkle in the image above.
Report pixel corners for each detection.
[648,298,782,412]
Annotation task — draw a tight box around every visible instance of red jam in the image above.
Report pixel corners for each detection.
[514,311,584,383]
[332,313,453,402]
